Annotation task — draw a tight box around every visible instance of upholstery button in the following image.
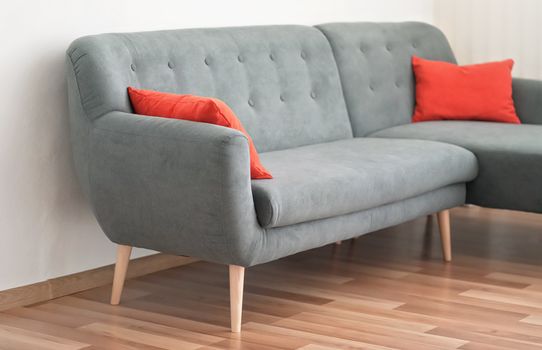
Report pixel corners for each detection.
[395,81,400,88]
[412,43,418,49]
[280,94,285,102]
[204,57,210,65]
[369,85,375,91]
[360,46,366,53]
[269,53,275,61]
[238,55,244,63]
[386,45,392,51]
[168,62,175,69]
[310,91,317,99]
[300,51,307,60]
[130,63,136,71]
[248,99,255,107]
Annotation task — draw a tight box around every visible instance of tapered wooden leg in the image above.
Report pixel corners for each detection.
[229,265,245,333]
[437,210,452,262]
[110,245,132,305]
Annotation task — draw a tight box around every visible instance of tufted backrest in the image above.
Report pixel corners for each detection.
[67,25,353,152]
[317,22,456,136]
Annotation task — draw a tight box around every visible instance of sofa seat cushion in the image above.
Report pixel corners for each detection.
[370,121,542,213]
[252,138,477,228]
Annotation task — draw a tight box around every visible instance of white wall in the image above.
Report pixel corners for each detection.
[435,0,542,79]
[0,0,434,291]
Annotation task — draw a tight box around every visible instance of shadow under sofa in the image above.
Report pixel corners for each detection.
[66,22,541,333]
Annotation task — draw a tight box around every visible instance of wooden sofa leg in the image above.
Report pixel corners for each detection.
[110,245,132,305]
[229,265,245,333]
[437,210,452,262]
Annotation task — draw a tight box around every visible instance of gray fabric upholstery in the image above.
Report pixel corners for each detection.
[317,22,456,136]
[370,121,542,213]
[257,184,466,265]
[513,78,542,125]
[87,111,264,266]
[253,138,477,228]
[76,110,469,267]
[66,22,482,268]
[67,25,352,153]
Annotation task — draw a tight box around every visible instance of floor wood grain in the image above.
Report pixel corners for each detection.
[0,206,541,349]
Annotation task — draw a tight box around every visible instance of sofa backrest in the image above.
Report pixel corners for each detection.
[318,22,456,136]
[67,25,353,153]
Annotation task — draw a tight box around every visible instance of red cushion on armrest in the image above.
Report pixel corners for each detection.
[128,87,272,179]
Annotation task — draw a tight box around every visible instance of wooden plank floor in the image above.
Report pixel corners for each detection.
[1,206,542,349]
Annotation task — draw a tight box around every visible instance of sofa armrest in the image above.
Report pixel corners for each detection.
[513,78,542,125]
[89,111,263,266]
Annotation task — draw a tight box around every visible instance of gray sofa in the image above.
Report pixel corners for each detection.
[66,22,540,332]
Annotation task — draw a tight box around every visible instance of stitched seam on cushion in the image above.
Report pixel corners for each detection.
[129,89,235,129]
[211,100,234,128]
[127,88,147,98]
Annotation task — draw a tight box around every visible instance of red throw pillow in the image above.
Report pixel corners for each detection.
[128,87,272,179]
[412,56,520,124]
